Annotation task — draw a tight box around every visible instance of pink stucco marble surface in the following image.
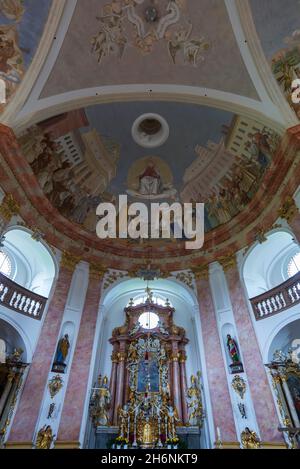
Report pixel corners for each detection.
[196,278,236,442]
[57,276,103,442]
[225,265,282,442]
[290,213,300,242]
[8,267,74,443]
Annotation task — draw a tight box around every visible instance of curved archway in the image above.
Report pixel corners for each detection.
[242,229,299,299]
[2,226,57,297]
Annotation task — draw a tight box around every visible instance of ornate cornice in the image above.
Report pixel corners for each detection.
[278,197,298,223]
[60,251,80,272]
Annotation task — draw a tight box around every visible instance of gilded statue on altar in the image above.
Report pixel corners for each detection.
[90,375,111,427]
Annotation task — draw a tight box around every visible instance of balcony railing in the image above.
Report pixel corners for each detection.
[250,271,300,321]
[0,272,47,320]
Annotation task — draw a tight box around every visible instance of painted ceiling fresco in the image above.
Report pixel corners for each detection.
[41,0,258,99]
[19,102,280,245]
[0,0,52,110]
[250,0,300,119]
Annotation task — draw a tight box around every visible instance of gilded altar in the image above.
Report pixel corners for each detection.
[89,292,204,449]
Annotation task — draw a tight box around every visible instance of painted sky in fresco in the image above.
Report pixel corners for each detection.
[0,0,52,68]
[83,102,234,194]
[250,0,300,58]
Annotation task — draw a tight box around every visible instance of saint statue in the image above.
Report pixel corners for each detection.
[36,425,55,450]
[52,334,70,373]
[187,373,204,427]
[241,427,261,449]
[226,335,241,364]
[118,405,129,440]
[90,375,111,427]
[55,334,70,364]
[165,401,179,441]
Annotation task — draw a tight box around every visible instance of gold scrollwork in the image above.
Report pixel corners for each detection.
[0,194,20,222]
[278,197,298,222]
[232,376,246,400]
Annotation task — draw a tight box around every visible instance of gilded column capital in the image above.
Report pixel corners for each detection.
[192,265,209,280]
[170,352,180,362]
[89,263,106,280]
[117,352,126,362]
[219,253,237,272]
[0,194,20,222]
[179,351,187,363]
[278,196,298,222]
[111,351,119,363]
[60,251,80,271]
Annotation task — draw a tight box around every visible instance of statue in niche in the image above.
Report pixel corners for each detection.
[52,334,70,374]
[241,427,261,449]
[186,373,204,427]
[90,376,111,427]
[36,425,55,450]
[226,335,244,374]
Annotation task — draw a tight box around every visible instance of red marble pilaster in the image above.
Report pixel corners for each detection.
[113,350,126,426]
[109,351,118,424]
[179,353,189,425]
[196,276,237,442]
[57,269,104,442]
[224,262,282,442]
[8,255,78,443]
[171,344,182,421]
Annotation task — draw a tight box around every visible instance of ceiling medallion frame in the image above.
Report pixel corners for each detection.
[132,113,170,148]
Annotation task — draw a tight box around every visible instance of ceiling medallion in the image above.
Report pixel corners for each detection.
[132,113,169,148]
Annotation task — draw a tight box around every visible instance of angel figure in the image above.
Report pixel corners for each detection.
[168,21,209,66]
[36,425,55,450]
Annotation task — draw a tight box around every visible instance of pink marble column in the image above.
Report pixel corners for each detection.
[109,351,118,424]
[113,349,126,425]
[8,253,78,444]
[223,260,282,443]
[196,275,237,442]
[171,346,182,421]
[179,352,189,425]
[57,267,104,443]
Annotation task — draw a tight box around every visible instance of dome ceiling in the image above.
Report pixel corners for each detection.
[0,0,299,269]
[40,0,257,99]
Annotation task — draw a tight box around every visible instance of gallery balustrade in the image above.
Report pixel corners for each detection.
[250,271,300,321]
[0,272,47,320]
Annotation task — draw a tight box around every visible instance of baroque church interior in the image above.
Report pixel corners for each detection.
[0,0,300,451]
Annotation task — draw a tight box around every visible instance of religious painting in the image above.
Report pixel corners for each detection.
[90,0,210,66]
[137,354,160,393]
[126,156,177,200]
[287,373,300,421]
[19,102,280,242]
[250,0,300,120]
[0,0,51,112]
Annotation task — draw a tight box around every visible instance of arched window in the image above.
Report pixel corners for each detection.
[287,252,300,278]
[0,251,12,278]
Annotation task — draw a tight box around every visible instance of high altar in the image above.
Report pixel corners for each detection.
[89,291,204,449]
